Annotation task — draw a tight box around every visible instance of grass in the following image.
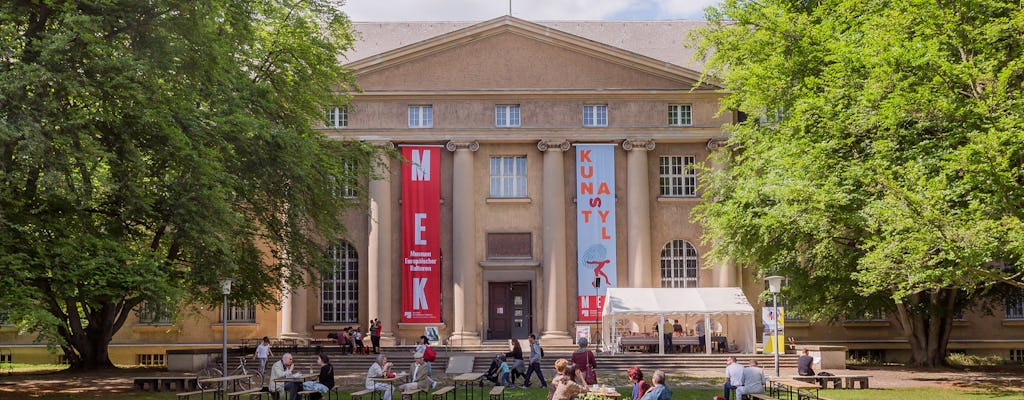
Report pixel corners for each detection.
[3,363,70,373]
[3,385,1024,400]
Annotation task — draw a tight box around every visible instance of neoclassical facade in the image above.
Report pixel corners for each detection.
[2,16,1023,365]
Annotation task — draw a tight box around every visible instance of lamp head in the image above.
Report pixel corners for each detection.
[220,279,233,295]
[765,276,785,294]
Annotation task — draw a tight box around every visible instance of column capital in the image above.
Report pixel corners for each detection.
[537,139,571,152]
[706,138,728,151]
[621,139,656,151]
[445,140,479,152]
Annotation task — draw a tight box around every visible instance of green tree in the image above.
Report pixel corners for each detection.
[0,0,382,369]
[694,0,1024,366]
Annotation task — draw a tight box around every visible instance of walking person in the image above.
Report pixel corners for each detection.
[523,334,547,388]
[254,336,273,377]
[506,339,526,386]
[415,336,438,388]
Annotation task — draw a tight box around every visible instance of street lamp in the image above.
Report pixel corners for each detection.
[220,278,233,374]
[765,275,785,378]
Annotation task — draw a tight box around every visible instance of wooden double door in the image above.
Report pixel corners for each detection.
[487,282,532,340]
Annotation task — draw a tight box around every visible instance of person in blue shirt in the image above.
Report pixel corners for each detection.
[499,355,514,388]
[639,370,671,400]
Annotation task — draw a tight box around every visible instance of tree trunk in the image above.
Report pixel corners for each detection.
[893,288,958,367]
[48,297,136,371]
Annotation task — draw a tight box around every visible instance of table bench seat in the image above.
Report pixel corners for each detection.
[227,388,261,399]
[790,375,844,389]
[748,394,777,400]
[176,389,209,399]
[488,386,505,400]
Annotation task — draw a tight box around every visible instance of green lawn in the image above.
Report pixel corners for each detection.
[4,386,1024,400]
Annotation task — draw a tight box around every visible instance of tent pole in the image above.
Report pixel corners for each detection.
[610,313,616,356]
[705,314,712,355]
[658,316,664,356]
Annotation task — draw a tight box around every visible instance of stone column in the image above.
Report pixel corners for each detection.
[447,140,482,345]
[539,139,572,342]
[367,143,395,340]
[292,282,308,336]
[623,139,655,288]
[279,282,294,336]
[707,139,737,287]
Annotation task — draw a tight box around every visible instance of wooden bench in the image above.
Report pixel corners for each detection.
[228,388,262,400]
[431,385,456,400]
[790,375,843,389]
[401,388,425,400]
[352,388,380,400]
[747,394,777,400]
[488,386,505,400]
[135,376,198,392]
[176,390,209,400]
[298,389,319,399]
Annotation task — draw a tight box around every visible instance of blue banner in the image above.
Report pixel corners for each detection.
[575,144,617,321]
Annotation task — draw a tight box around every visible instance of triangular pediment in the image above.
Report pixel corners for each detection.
[348,16,717,91]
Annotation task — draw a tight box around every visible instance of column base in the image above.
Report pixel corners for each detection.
[540,331,573,346]
[448,332,482,347]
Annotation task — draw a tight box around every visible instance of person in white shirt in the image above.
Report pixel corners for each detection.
[254,336,273,376]
[365,353,394,400]
[735,360,766,399]
[723,356,744,400]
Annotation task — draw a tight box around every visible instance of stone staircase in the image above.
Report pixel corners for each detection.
[223,346,799,379]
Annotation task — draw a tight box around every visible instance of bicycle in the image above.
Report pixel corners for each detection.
[196,355,263,391]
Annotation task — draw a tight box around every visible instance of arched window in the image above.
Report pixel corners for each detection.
[660,240,699,288]
[322,241,359,323]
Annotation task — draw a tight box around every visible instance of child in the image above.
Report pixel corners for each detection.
[499,355,514,388]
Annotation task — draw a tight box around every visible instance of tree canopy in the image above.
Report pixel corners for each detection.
[0,0,380,369]
[694,0,1024,366]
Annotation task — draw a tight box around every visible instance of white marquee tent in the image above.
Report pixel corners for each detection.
[600,287,757,354]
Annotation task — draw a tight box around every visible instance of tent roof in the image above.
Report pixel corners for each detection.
[602,287,754,317]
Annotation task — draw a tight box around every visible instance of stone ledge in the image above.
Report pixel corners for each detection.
[485,197,532,204]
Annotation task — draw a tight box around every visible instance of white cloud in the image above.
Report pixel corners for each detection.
[341,0,715,21]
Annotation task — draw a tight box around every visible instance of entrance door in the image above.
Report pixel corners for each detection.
[487,282,532,340]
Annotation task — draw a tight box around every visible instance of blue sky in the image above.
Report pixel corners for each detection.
[342,0,722,21]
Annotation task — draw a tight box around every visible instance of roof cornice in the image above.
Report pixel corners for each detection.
[346,16,720,89]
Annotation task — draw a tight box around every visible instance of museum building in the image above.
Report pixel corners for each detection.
[2,16,1023,366]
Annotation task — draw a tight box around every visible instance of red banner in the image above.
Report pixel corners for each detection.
[401,146,442,323]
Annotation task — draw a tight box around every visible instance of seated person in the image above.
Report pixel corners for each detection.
[302,354,334,400]
[735,361,766,400]
[365,354,394,400]
[797,349,815,376]
[269,353,301,400]
[398,352,430,392]
[483,354,502,384]
[639,370,671,400]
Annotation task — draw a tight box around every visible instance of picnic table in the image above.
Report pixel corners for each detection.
[133,376,198,392]
[452,372,485,400]
[790,374,871,389]
[769,378,824,400]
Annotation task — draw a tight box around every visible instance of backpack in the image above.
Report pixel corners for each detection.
[423,346,437,362]
[539,345,545,357]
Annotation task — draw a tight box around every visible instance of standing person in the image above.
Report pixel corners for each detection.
[662,318,674,353]
[696,320,706,353]
[269,353,301,400]
[302,353,335,400]
[548,359,588,400]
[371,319,382,354]
[498,355,514,388]
[735,360,766,400]
[506,339,526,386]
[254,336,273,377]
[797,349,815,376]
[365,353,394,400]
[415,336,438,389]
[398,352,430,392]
[638,370,671,400]
[627,366,651,400]
[723,356,744,400]
[570,337,597,385]
[523,334,547,388]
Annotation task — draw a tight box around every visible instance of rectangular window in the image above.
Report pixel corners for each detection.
[322,243,359,323]
[325,107,348,128]
[226,303,256,323]
[485,233,532,259]
[1011,349,1024,363]
[331,161,358,199]
[137,302,173,325]
[0,353,10,364]
[668,104,692,126]
[496,105,520,127]
[659,156,697,197]
[408,105,433,128]
[137,353,166,366]
[583,105,608,127]
[1006,289,1024,320]
[489,156,528,198]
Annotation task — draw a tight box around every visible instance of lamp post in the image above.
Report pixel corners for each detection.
[765,276,785,378]
[220,279,233,373]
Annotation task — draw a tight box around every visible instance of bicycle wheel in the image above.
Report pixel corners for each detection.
[196,367,223,390]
